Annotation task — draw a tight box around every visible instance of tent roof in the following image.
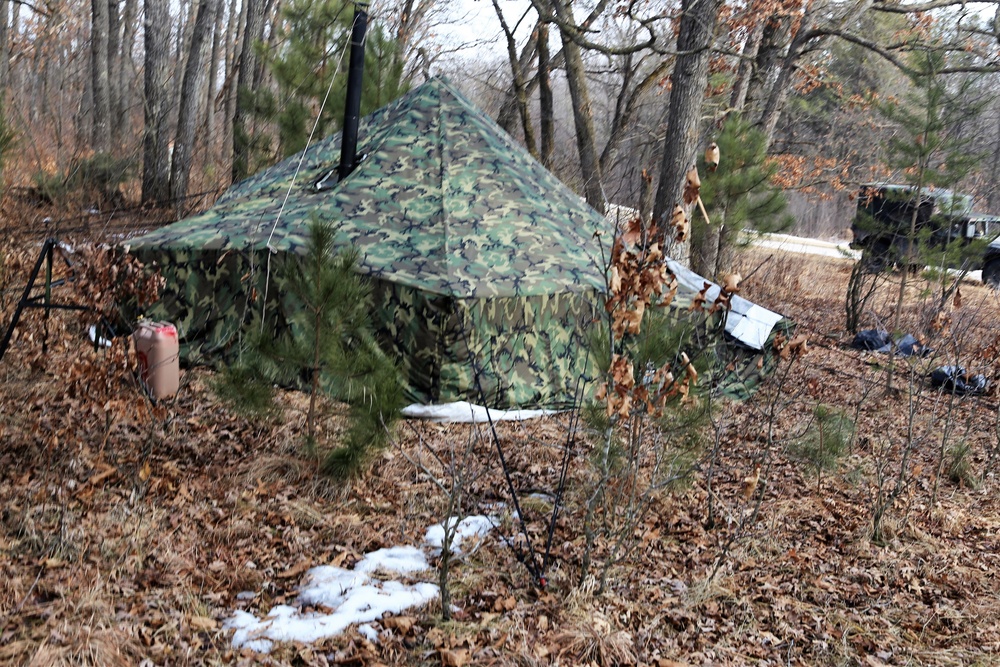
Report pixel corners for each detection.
[130,77,607,298]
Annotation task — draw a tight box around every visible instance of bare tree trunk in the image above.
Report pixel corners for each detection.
[3,2,17,99]
[729,19,765,112]
[990,112,1000,212]
[107,0,122,134]
[91,0,113,153]
[204,0,225,153]
[263,0,282,79]
[171,0,216,210]
[493,1,538,157]
[717,222,737,274]
[537,20,554,169]
[755,0,874,149]
[496,27,540,138]
[691,222,720,278]
[116,0,139,132]
[173,0,192,107]
[496,0,607,138]
[232,0,266,182]
[599,57,671,174]
[0,0,11,89]
[743,17,789,117]
[142,0,171,204]
[754,23,800,149]
[652,0,723,263]
[222,0,241,174]
[393,0,436,81]
[553,0,605,213]
[639,168,654,223]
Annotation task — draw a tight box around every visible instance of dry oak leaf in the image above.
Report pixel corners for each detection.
[494,595,517,612]
[670,204,689,242]
[383,615,415,635]
[621,216,644,247]
[278,559,312,579]
[722,272,741,294]
[88,464,117,486]
[683,166,701,205]
[610,265,622,294]
[594,383,608,401]
[705,142,720,172]
[740,464,761,501]
[426,627,447,648]
[785,334,809,358]
[440,648,470,667]
[189,616,217,631]
[690,290,707,312]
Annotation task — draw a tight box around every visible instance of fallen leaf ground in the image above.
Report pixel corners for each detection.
[2,230,1000,666]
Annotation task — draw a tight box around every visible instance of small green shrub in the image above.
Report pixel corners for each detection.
[30,152,133,206]
[210,365,279,419]
[791,405,854,482]
[945,441,978,489]
[215,217,403,478]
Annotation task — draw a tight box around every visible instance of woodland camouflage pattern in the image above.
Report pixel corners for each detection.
[129,77,785,406]
[129,77,607,407]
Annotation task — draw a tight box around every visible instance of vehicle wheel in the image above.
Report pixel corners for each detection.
[984,258,1000,288]
[861,242,893,273]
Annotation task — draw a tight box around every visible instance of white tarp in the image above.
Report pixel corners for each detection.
[666,258,784,350]
[606,206,786,350]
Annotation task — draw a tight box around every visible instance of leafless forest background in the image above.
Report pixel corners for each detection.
[1,0,999,242]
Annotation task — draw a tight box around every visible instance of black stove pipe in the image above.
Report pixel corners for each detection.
[338,2,369,181]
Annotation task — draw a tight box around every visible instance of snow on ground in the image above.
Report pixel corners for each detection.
[401,400,557,423]
[224,516,497,653]
[754,233,985,283]
[754,232,860,260]
[87,325,112,348]
[424,515,495,556]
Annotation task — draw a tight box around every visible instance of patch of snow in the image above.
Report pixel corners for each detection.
[354,546,429,576]
[88,325,112,348]
[401,401,557,423]
[357,623,379,642]
[297,566,371,607]
[225,516,496,653]
[226,610,275,653]
[424,515,496,556]
[225,578,438,652]
[755,235,860,260]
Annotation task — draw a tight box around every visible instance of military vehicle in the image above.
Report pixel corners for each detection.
[850,184,1000,286]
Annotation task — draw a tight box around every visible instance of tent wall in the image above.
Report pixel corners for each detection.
[440,291,601,408]
[131,247,600,408]
[130,247,271,362]
[368,281,450,403]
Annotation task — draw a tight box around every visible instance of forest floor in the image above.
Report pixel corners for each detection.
[2,222,1000,666]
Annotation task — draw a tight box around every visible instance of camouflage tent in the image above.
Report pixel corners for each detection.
[128,77,608,408]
